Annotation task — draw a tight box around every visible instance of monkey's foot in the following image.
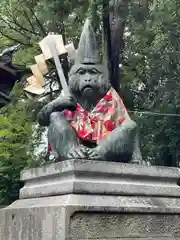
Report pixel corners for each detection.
[130,159,151,165]
[67,146,101,160]
[67,146,88,159]
[86,148,101,160]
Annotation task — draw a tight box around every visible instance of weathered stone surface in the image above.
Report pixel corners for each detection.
[20,159,180,199]
[1,194,180,239]
[69,212,180,239]
[1,160,180,239]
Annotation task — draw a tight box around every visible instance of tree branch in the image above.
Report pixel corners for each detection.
[109,0,129,93]
[28,7,47,36]
[0,15,31,39]
[6,9,41,36]
[0,29,32,46]
[20,4,36,32]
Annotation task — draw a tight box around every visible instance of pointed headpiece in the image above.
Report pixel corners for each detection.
[75,19,101,64]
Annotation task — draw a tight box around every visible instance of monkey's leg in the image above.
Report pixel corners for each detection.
[97,119,143,163]
[48,112,80,160]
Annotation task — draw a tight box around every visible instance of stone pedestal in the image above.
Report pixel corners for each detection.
[1,160,180,239]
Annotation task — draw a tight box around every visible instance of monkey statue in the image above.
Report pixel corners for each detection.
[37,19,144,164]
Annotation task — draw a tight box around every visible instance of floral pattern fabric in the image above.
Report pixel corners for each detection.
[63,87,130,143]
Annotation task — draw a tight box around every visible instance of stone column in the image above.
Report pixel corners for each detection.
[1,159,180,239]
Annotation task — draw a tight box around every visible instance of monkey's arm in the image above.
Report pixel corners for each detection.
[37,95,76,126]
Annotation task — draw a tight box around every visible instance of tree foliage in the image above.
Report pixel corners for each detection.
[122,0,180,166]
[0,0,180,206]
[0,83,32,205]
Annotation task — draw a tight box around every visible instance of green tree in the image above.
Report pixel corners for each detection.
[0,83,33,205]
[1,0,180,208]
[0,0,89,205]
[122,0,180,166]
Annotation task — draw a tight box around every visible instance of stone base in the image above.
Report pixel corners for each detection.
[19,159,180,198]
[1,160,180,239]
[1,194,180,239]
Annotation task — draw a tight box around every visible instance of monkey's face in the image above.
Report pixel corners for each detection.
[69,63,110,101]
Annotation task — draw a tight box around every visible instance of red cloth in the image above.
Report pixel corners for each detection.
[48,143,52,152]
[48,87,129,152]
[63,87,130,143]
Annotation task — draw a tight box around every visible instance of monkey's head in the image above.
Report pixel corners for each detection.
[68,19,110,105]
[69,63,110,103]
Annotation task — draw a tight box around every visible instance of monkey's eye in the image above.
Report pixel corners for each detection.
[77,68,85,75]
[90,68,99,74]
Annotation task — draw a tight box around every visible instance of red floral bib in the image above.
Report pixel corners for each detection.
[63,87,130,143]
